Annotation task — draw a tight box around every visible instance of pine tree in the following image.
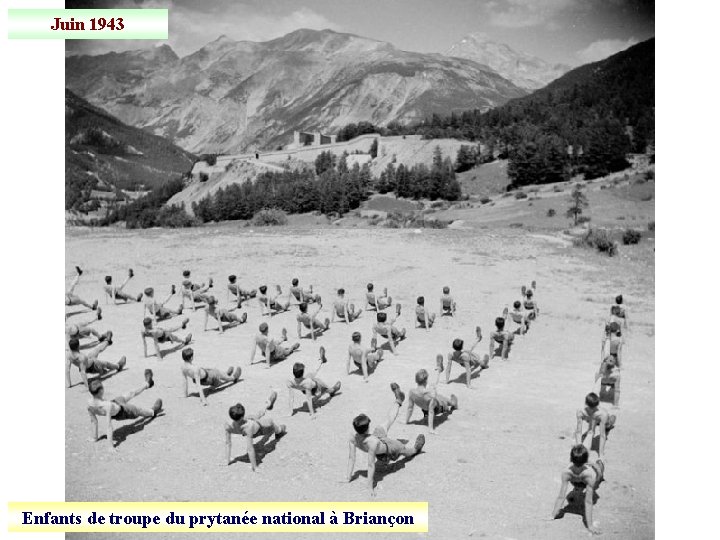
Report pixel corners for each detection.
[566,183,589,225]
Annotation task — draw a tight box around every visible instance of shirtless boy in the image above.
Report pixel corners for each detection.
[347,332,384,382]
[405,364,457,433]
[224,391,286,470]
[551,444,604,535]
[296,302,330,340]
[610,294,629,329]
[66,337,126,389]
[87,372,162,453]
[143,287,183,322]
[249,322,299,367]
[574,392,616,459]
[289,278,320,304]
[372,309,406,354]
[440,286,456,316]
[181,271,213,308]
[365,283,392,311]
[203,295,248,333]
[524,289,539,320]
[180,348,242,406]
[601,322,623,368]
[286,349,341,418]
[415,296,436,329]
[66,310,110,346]
[258,285,291,315]
[103,269,142,304]
[141,317,192,358]
[332,288,362,323]
[444,328,488,389]
[227,275,256,307]
[66,266,98,311]
[507,301,529,334]
[595,353,621,407]
[346,384,426,497]
[489,317,514,360]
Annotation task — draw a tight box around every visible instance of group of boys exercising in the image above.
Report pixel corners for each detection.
[66,265,627,531]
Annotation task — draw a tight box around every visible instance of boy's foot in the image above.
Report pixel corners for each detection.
[531,280,537,290]
[240,312,248,323]
[316,295,322,306]
[370,337,378,351]
[324,317,330,330]
[181,317,190,330]
[267,390,278,410]
[319,346,327,363]
[414,434,426,453]
[390,382,405,404]
[399,328,407,339]
[97,307,103,320]
[117,356,127,371]
[476,326,482,340]
[275,424,287,438]
[450,394,458,410]
[177,305,184,315]
[184,333,192,345]
[208,277,214,288]
[128,268,134,278]
[521,285,527,296]
[231,366,242,382]
[136,293,143,302]
[104,331,113,345]
[436,354,444,373]
[281,328,288,342]
[329,381,341,396]
[76,266,83,276]
[152,399,163,416]
[502,306,508,317]
[396,303,402,316]
[144,368,154,388]
[92,300,99,311]
[171,285,176,295]
[291,343,300,352]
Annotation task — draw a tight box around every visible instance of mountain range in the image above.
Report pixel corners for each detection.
[66,28,528,154]
[446,32,570,90]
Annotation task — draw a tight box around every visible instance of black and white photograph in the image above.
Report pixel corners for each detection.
[60,0,654,537]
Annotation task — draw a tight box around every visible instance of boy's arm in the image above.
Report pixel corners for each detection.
[361,351,369,382]
[88,408,98,441]
[297,320,302,339]
[584,485,599,533]
[225,428,232,465]
[80,362,89,390]
[203,309,209,331]
[119,275,130,292]
[501,335,509,358]
[249,340,257,365]
[574,410,584,445]
[305,388,316,417]
[287,386,295,416]
[551,474,569,518]
[424,311,430,331]
[445,353,452,383]
[309,317,316,341]
[193,374,208,406]
[264,342,272,367]
[404,399,414,424]
[153,337,162,360]
[346,349,353,375]
[68,274,80,294]
[104,407,115,452]
[65,357,73,388]
[246,432,259,472]
[428,400,436,432]
[367,448,377,496]
[142,333,148,357]
[346,439,357,481]
[597,415,608,458]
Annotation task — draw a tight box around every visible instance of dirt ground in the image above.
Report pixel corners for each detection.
[66,223,654,539]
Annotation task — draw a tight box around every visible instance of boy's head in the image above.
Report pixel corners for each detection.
[417,296,425,306]
[292,362,305,379]
[452,338,464,351]
[228,403,245,422]
[299,302,308,313]
[513,300,521,309]
[584,392,600,409]
[377,312,387,323]
[495,317,505,330]
[415,369,429,386]
[228,275,237,283]
[144,287,154,297]
[207,295,217,305]
[182,279,192,288]
[259,285,268,294]
[352,414,371,435]
[443,286,450,294]
[68,338,80,352]
[67,324,80,337]
[616,294,623,305]
[367,283,374,291]
[143,317,153,328]
[104,276,112,284]
[259,322,269,334]
[182,348,194,362]
[526,289,534,298]
[337,288,345,296]
[88,379,104,397]
[182,270,191,278]
[570,444,589,466]
[351,331,361,343]
[292,278,299,286]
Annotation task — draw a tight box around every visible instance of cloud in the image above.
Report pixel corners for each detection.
[486,0,577,28]
[576,37,639,63]
[66,1,341,57]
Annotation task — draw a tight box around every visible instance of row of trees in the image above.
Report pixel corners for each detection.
[376,147,462,201]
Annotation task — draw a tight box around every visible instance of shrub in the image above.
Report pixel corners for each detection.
[515,191,528,199]
[509,222,523,228]
[155,205,198,228]
[577,216,591,225]
[547,208,556,217]
[573,228,618,256]
[648,221,655,232]
[199,154,217,166]
[199,172,209,182]
[553,185,563,193]
[480,197,491,204]
[250,208,288,226]
[646,170,655,181]
[622,228,642,245]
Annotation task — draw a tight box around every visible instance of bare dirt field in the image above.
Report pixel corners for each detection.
[66,222,654,539]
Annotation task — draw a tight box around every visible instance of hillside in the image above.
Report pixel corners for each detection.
[66,28,526,154]
[65,89,196,210]
[446,32,569,89]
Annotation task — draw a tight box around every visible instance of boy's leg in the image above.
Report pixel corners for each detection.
[86,341,110,361]
[95,356,126,373]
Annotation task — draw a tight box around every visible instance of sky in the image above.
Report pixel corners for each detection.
[65,0,655,66]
